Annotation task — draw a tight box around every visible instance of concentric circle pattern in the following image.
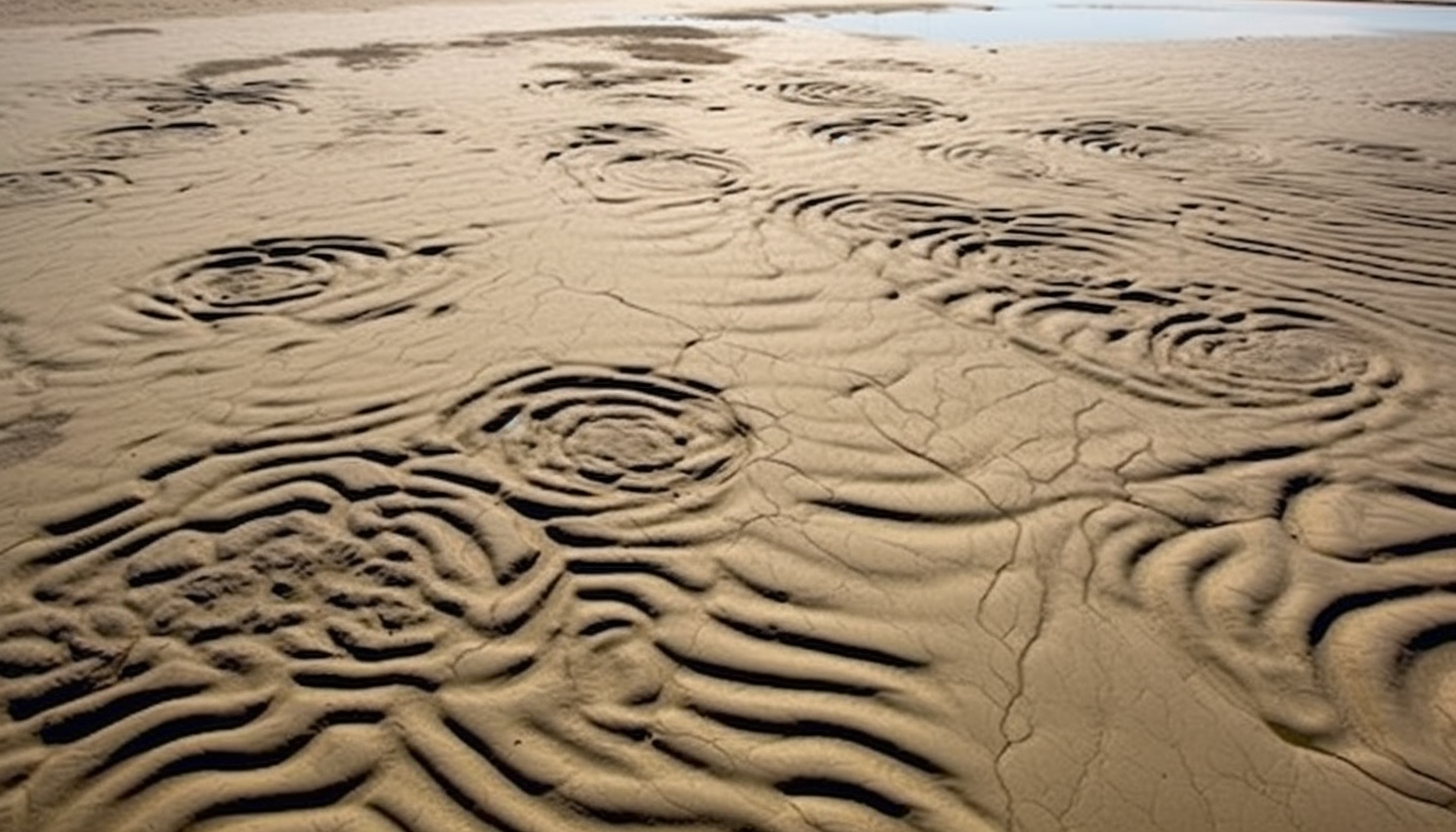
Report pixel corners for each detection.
[580,148,748,204]
[11,451,542,675]
[546,123,749,209]
[1028,118,1272,170]
[443,364,751,546]
[1384,99,1456,117]
[771,188,1143,269]
[131,79,306,116]
[940,274,1403,413]
[921,139,1051,180]
[134,235,455,325]
[750,80,941,111]
[0,168,130,209]
[791,109,949,144]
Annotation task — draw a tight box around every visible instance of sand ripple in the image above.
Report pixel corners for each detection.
[1091,471,1456,806]
[0,168,130,209]
[125,235,457,325]
[441,363,752,547]
[963,276,1403,413]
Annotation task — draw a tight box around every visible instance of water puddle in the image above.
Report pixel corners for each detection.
[777,0,1456,45]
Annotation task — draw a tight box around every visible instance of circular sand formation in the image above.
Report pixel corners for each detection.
[790,109,949,145]
[81,119,223,161]
[545,123,749,209]
[0,437,569,832]
[5,450,546,674]
[131,235,455,325]
[1384,99,1456,118]
[0,168,130,209]
[771,188,1143,270]
[131,78,305,116]
[442,364,752,546]
[921,138,1052,180]
[749,79,941,112]
[576,148,749,205]
[0,399,979,832]
[1090,485,1456,806]
[1027,118,1272,170]
[958,277,1402,412]
[75,77,306,117]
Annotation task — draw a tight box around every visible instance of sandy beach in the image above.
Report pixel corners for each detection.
[2,1,1456,830]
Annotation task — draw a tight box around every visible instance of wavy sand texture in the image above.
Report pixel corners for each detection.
[2,6,1456,832]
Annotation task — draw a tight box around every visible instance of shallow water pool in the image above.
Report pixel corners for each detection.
[782,0,1456,45]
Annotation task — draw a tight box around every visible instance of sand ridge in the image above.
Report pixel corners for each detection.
[2,4,1456,831]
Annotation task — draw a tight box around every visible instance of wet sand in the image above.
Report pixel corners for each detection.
[3,2,1456,831]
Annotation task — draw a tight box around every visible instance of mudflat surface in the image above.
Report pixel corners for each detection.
[3,6,1456,831]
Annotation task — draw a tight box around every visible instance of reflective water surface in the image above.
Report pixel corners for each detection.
[785,0,1456,45]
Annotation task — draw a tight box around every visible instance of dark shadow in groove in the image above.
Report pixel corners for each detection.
[42,684,211,746]
[656,644,879,696]
[43,496,145,536]
[413,465,501,495]
[1404,620,1456,672]
[7,674,105,722]
[185,496,333,535]
[442,716,554,796]
[777,776,911,818]
[88,699,272,776]
[576,587,659,617]
[1397,484,1456,512]
[651,736,711,768]
[695,706,944,774]
[124,710,384,798]
[191,769,371,824]
[711,614,923,668]
[292,672,439,691]
[1307,585,1445,646]
[1383,532,1456,559]
[367,802,417,832]
[328,629,435,662]
[567,558,700,589]
[405,743,529,832]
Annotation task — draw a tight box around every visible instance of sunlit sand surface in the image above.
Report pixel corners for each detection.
[3,3,1456,831]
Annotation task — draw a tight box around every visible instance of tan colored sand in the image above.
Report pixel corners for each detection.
[2,2,1456,831]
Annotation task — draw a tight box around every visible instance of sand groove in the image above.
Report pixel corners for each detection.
[77,77,307,116]
[0,168,130,208]
[937,274,1405,416]
[440,364,753,548]
[546,124,749,208]
[1025,118,1269,169]
[0,359,993,830]
[115,235,458,327]
[749,80,940,111]
[1090,473,1456,808]
[769,187,1147,278]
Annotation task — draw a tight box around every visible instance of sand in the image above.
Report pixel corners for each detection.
[2,1,1456,830]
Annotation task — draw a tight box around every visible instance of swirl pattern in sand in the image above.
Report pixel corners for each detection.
[546,122,749,210]
[442,364,752,547]
[789,109,951,144]
[0,434,559,831]
[126,235,456,325]
[1027,117,1271,170]
[947,276,1405,413]
[770,188,1144,271]
[1089,474,1456,806]
[750,80,941,111]
[76,77,306,116]
[0,391,991,831]
[0,168,130,209]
